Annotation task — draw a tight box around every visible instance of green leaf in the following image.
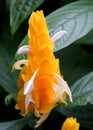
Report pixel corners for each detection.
[46,0,93,51]
[5,93,17,106]
[10,0,44,34]
[76,29,93,45]
[71,71,93,106]
[0,41,18,93]
[0,114,36,130]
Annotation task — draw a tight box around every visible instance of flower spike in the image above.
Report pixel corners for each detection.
[13,10,72,129]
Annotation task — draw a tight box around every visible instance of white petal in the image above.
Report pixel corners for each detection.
[17,45,31,54]
[34,112,50,129]
[25,93,31,114]
[24,82,34,95]
[25,90,35,114]
[51,31,68,42]
[24,69,38,95]
[53,83,63,101]
[53,83,60,93]
[12,60,28,71]
[54,73,73,102]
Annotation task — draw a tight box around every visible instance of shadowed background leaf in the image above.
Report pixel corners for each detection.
[0,113,36,130]
[71,71,93,105]
[10,0,44,34]
[0,42,18,93]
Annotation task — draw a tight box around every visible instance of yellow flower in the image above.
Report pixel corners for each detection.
[61,117,80,130]
[13,10,72,128]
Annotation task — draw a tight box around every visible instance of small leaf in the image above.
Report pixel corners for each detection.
[10,0,44,34]
[5,93,17,106]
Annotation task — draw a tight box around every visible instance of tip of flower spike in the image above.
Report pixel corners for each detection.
[51,30,68,42]
[17,45,31,55]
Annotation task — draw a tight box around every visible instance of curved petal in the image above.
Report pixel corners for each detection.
[54,73,72,102]
[24,69,38,95]
[51,31,68,42]
[53,83,63,101]
[12,60,28,71]
[25,91,34,114]
[17,45,31,54]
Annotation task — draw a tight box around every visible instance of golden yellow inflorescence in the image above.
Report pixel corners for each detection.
[13,10,72,128]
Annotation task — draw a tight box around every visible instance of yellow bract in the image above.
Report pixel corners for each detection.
[13,10,72,128]
[61,117,80,130]
[16,10,61,115]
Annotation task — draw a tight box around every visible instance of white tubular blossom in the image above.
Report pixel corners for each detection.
[53,73,73,102]
[51,31,68,42]
[24,69,38,95]
[17,45,31,54]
